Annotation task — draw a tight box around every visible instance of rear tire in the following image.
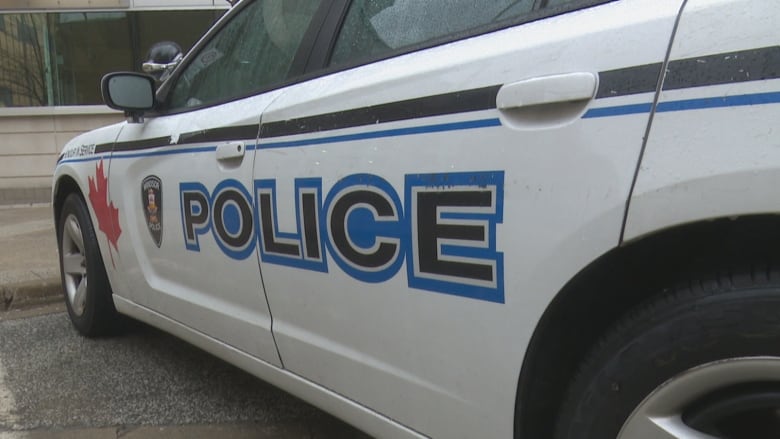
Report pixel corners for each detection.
[58,193,119,336]
[555,269,780,438]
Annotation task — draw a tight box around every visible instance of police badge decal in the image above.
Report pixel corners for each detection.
[141,176,163,247]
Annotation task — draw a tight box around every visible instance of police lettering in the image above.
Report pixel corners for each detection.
[180,171,505,303]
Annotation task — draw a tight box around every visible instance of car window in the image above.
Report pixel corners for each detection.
[169,0,321,110]
[542,0,582,7]
[329,0,535,66]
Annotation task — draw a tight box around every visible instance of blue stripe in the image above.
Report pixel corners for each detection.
[584,91,780,119]
[257,118,502,149]
[58,155,108,164]
[59,145,218,164]
[583,103,653,118]
[656,91,780,112]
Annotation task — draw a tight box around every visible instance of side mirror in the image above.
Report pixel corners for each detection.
[141,41,183,81]
[101,72,156,123]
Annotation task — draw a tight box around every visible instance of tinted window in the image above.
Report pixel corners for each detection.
[543,0,583,6]
[330,0,535,66]
[169,0,322,110]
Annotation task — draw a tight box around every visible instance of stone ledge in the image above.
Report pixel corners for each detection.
[0,187,51,206]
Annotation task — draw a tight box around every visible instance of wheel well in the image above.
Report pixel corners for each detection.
[514,214,780,438]
[53,175,83,231]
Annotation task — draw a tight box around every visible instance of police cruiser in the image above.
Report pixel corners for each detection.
[52,0,780,437]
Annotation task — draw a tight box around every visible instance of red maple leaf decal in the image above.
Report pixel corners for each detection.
[88,160,122,266]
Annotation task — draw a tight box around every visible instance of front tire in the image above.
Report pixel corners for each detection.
[555,268,780,438]
[58,193,119,336]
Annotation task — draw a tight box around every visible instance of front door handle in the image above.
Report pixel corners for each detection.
[496,72,597,130]
[497,72,597,109]
[216,142,245,161]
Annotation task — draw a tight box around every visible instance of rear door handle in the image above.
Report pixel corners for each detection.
[497,72,597,130]
[497,72,597,109]
[216,142,245,161]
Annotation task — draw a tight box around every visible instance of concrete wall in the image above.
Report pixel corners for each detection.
[0,106,123,205]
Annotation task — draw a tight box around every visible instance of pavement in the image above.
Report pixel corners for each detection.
[0,312,370,439]
[0,204,62,314]
[0,204,371,437]
[1,424,351,439]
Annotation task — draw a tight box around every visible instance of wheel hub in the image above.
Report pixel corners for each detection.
[61,214,88,316]
[619,357,780,438]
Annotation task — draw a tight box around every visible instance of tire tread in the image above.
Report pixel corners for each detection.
[555,262,780,438]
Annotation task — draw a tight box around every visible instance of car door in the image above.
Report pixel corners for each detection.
[254,0,684,437]
[107,0,325,364]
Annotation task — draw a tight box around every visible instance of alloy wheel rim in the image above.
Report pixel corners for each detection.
[61,214,87,316]
[618,357,780,438]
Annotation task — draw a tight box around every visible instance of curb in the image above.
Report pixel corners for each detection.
[1,278,62,312]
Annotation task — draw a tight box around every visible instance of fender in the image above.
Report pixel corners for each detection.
[625,0,780,241]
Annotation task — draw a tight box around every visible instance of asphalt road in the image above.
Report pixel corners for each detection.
[0,307,371,439]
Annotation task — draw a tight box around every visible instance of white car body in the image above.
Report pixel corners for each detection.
[52,0,780,437]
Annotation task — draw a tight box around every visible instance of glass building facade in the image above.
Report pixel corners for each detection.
[0,8,224,107]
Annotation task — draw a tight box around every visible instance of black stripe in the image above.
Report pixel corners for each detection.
[260,85,501,139]
[595,46,780,99]
[106,136,169,153]
[108,124,259,153]
[262,46,780,138]
[664,46,780,90]
[596,63,662,98]
[72,46,780,157]
[95,142,116,155]
[176,125,260,145]
[263,62,663,138]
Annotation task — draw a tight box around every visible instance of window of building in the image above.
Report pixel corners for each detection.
[0,9,223,107]
[16,19,37,44]
[0,15,47,106]
[0,87,11,107]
